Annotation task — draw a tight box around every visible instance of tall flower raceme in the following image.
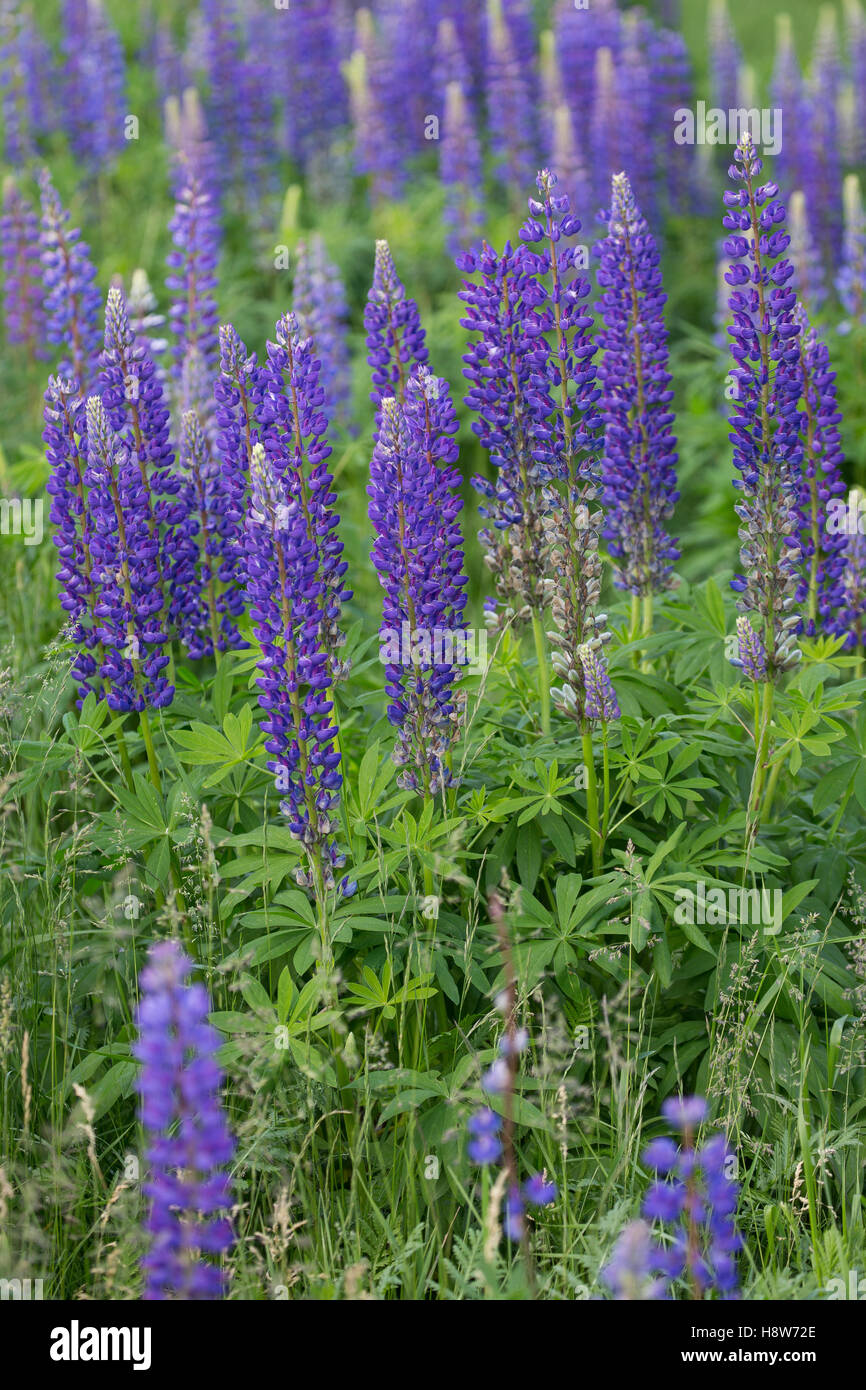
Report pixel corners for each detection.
[789,304,847,635]
[723,134,803,847]
[82,395,173,713]
[1,178,47,357]
[60,0,126,174]
[803,11,844,275]
[485,0,535,200]
[588,48,623,219]
[243,442,352,915]
[214,322,265,493]
[724,134,803,687]
[364,239,429,408]
[838,174,866,330]
[440,81,483,257]
[279,0,348,173]
[37,169,103,394]
[770,16,809,205]
[0,1,36,165]
[637,1096,741,1299]
[458,238,551,637]
[165,149,221,430]
[134,941,234,1301]
[593,172,680,642]
[847,0,866,167]
[368,374,468,797]
[43,376,104,703]
[345,11,405,204]
[467,892,557,1253]
[199,0,273,211]
[170,408,248,662]
[292,236,352,427]
[256,312,352,685]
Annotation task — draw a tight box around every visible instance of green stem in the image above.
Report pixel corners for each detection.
[581,720,602,874]
[139,709,162,793]
[531,611,550,736]
[745,681,774,852]
[114,721,135,791]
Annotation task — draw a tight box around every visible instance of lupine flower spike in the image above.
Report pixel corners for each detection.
[135,941,234,1300]
[593,171,680,644]
[38,169,102,393]
[639,1096,741,1299]
[364,239,428,407]
[1,178,47,358]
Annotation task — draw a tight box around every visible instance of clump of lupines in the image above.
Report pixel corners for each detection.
[640,1096,741,1298]
[593,171,680,605]
[165,147,221,428]
[838,174,866,329]
[364,239,428,407]
[467,893,557,1244]
[1,177,47,356]
[38,169,103,393]
[459,238,551,631]
[440,81,483,257]
[199,0,273,211]
[368,378,467,796]
[243,442,350,902]
[789,304,847,633]
[723,133,803,685]
[82,395,173,712]
[256,312,352,683]
[279,0,348,174]
[134,941,234,1300]
[292,236,352,426]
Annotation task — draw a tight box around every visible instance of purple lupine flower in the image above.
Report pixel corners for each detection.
[459,237,551,630]
[838,174,866,329]
[347,9,405,202]
[524,1173,557,1207]
[588,47,622,218]
[38,168,103,392]
[364,239,428,406]
[707,0,741,112]
[134,940,234,1301]
[790,305,847,635]
[786,192,826,315]
[593,172,680,598]
[651,26,695,218]
[244,442,351,900]
[504,1185,525,1240]
[126,269,168,362]
[724,133,803,683]
[60,0,126,173]
[732,614,767,682]
[256,312,352,683]
[770,16,809,204]
[83,395,173,712]
[368,380,467,795]
[44,376,104,703]
[374,0,440,150]
[98,285,181,539]
[640,1097,741,1298]
[200,0,273,211]
[618,13,658,227]
[1,178,47,356]
[292,236,352,426]
[214,322,264,489]
[485,0,535,199]
[434,16,472,109]
[578,645,620,723]
[467,1107,502,1165]
[171,408,248,661]
[280,0,348,172]
[440,80,483,256]
[802,11,843,273]
[166,150,221,427]
[601,1220,666,1300]
[553,0,621,150]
